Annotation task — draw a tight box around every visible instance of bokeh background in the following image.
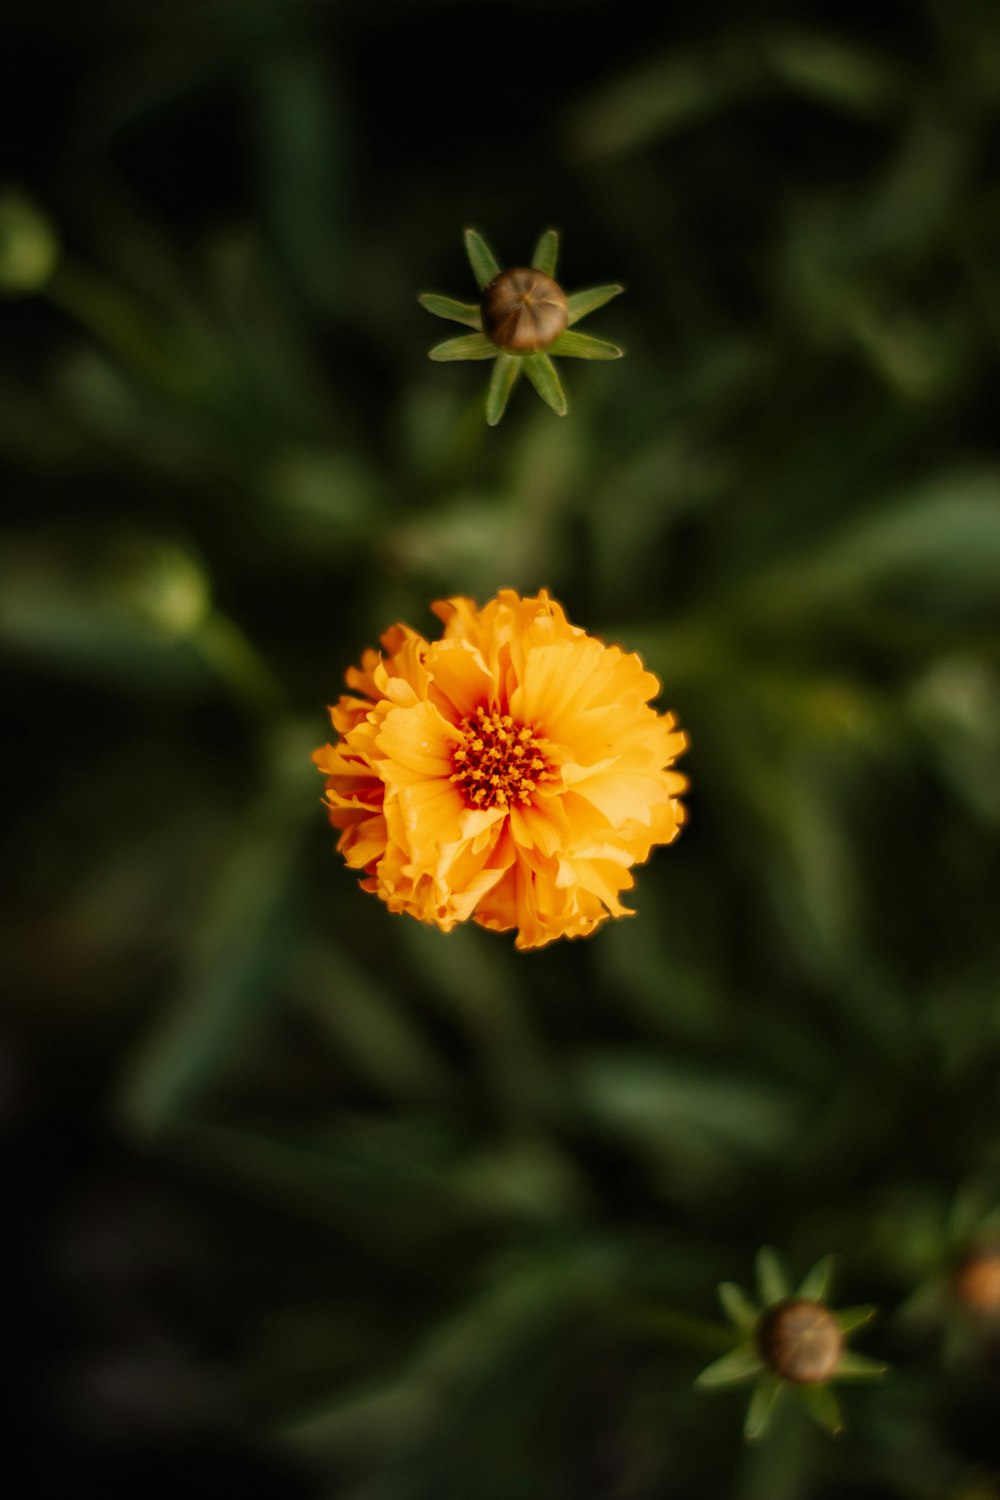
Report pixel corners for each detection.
[3,0,1000,1495]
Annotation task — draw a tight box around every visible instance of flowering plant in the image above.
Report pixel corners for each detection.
[695,1248,886,1440]
[419,228,624,424]
[313,589,687,950]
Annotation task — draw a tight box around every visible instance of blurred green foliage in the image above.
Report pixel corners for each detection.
[3,0,1000,1495]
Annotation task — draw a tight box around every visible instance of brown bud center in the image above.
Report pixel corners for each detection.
[952,1244,1000,1316]
[756,1298,843,1384]
[480,268,568,353]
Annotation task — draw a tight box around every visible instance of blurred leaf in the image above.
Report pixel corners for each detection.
[252,48,347,312]
[447,1136,586,1224]
[257,447,384,552]
[908,656,1000,825]
[398,924,553,1127]
[291,939,453,1104]
[567,49,746,159]
[283,1248,607,1455]
[756,1248,791,1307]
[835,1306,878,1334]
[573,1055,802,1178]
[695,1346,763,1389]
[118,721,317,1131]
[797,1255,834,1302]
[744,1374,784,1440]
[800,1382,843,1435]
[748,471,1000,618]
[0,534,214,693]
[834,1351,888,1381]
[0,189,59,291]
[719,1282,760,1331]
[163,1112,467,1247]
[761,30,901,116]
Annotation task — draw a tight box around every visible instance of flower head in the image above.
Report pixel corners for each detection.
[419,229,624,424]
[313,589,687,951]
[695,1248,887,1441]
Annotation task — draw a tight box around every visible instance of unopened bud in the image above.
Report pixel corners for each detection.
[756,1298,843,1384]
[481,268,568,352]
[952,1243,1000,1317]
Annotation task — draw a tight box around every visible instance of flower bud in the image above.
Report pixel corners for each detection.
[951,1243,1000,1317]
[480,268,568,352]
[756,1298,843,1384]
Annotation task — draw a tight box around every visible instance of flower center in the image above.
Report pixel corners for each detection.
[449,706,553,810]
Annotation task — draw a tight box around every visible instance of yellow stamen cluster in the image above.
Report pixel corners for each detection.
[450,706,552,810]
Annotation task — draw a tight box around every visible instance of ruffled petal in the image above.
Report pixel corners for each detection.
[314,590,687,949]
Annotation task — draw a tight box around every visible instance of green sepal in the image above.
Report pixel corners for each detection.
[531,228,559,277]
[464,228,500,290]
[566,283,624,326]
[718,1282,759,1332]
[549,329,623,360]
[835,1305,877,1333]
[798,1255,834,1303]
[756,1246,790,1307]
[831,1351,888,1381]
[694,1344,763,1389]
[800,1382,844,1435]
[522,352,568,415]
[428,333,497,362]
[418,292,482,329]
[744,1374,784,1440]
[485,354,521,426]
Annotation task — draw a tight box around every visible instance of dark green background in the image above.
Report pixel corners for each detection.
[3,1,1000,1495]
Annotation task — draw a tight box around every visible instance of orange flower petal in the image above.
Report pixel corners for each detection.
[314,590,687,950]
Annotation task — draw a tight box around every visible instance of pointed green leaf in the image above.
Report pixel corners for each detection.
[832,1351,888,1381]
[531,228,559,277]
[835,1305,877,1333]
[694,1344,763,1389]
[485,354,521,426]
[428,333,497,362]
[744,1375,784,1440]
[522,352,568,415]
[798,1255,834,1303]
[549,329,623,360]
[800,1382,844,1435]
[566,283,624,326]
[756,1247,791,1307]
[718,1282,759,1332]
[418,293,482,329]
[464,228,501,290]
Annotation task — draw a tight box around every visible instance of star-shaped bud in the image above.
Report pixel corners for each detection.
[418,227,624,424]
[892,1179,1000,1365]
[695,1248,887,1441]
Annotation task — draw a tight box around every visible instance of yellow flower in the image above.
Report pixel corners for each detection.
[312,590,687,951]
